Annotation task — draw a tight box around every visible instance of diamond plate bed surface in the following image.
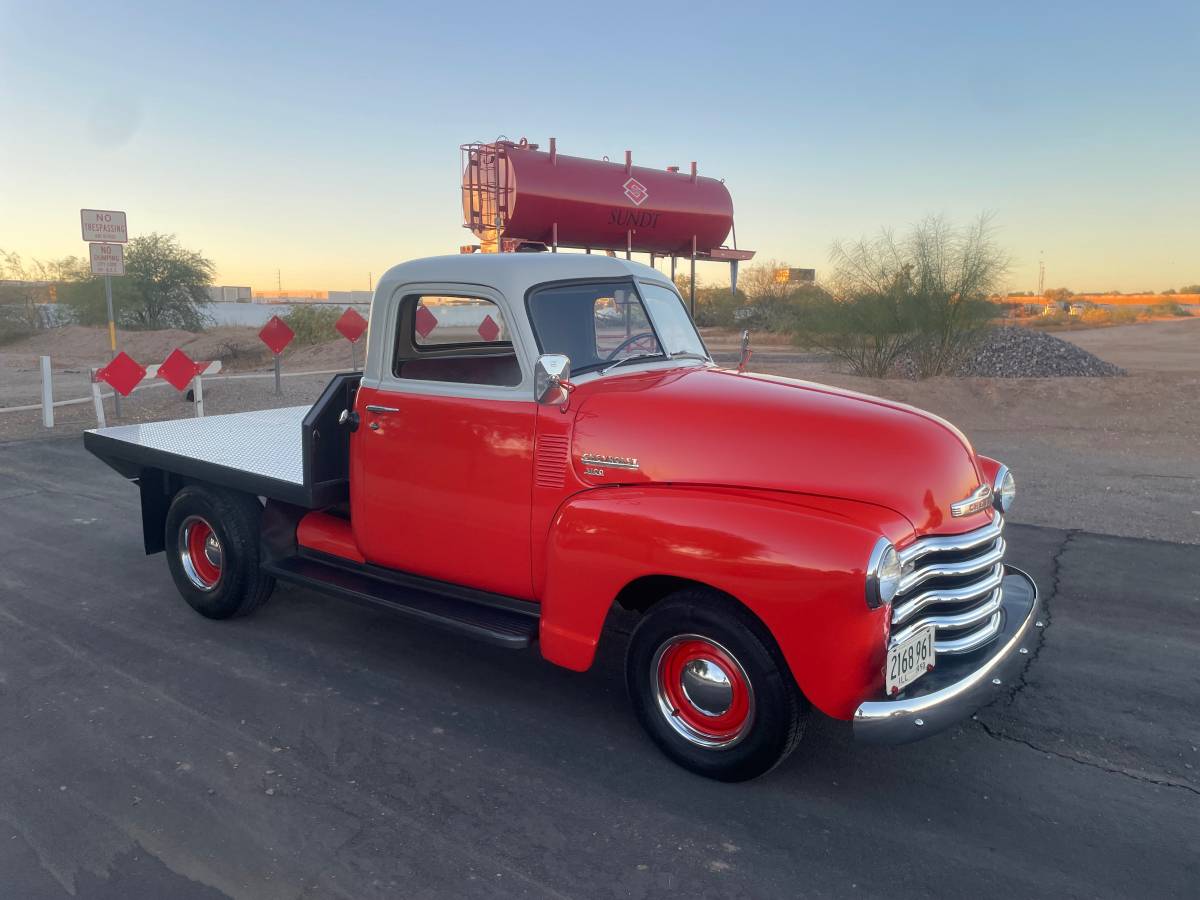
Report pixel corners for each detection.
[88,406,308,484]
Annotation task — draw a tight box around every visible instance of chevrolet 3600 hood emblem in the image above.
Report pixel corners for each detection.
[581,453,639,471]
[950,483,992,517]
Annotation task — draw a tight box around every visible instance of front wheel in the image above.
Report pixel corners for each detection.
[626,590,806,781]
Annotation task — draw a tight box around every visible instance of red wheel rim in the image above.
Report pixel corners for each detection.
[653,635,754,748]
[180,516,223,590]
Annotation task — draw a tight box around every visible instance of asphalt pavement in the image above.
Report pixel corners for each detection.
[0,437,1196,899]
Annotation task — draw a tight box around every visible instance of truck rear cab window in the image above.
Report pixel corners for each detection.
[393,295,521,387]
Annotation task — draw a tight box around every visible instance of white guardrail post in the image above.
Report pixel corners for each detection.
[193,372,205,417]
[90,368,107,428]
[192,361,221,417]
[40,356,54,428]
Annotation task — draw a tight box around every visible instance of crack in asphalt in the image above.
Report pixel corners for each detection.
[985,530,1069,713]
[975,718,1200,797]
[974,530,1200,799]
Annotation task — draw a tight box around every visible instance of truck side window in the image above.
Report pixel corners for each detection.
[393,295,521,387]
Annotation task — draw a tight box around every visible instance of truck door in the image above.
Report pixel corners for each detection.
[350,289,536,599]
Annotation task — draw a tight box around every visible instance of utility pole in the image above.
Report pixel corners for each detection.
[1037,252,1045,297]
[277,269,282,292]
[368,271,373,292]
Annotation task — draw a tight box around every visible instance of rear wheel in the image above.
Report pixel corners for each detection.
[164,485,275,619]
[626,590,806,781]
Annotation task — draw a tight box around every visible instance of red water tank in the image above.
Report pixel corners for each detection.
[462,140,735,255]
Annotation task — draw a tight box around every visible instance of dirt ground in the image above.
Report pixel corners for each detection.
[2,318,1197,542]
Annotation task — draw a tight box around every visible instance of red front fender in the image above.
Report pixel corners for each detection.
[538,486,912,720]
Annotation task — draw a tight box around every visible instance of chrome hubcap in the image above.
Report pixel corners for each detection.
[179,515,223,591]
[203,534,222,570]
[652,634,755,749]
[680,659,734,717]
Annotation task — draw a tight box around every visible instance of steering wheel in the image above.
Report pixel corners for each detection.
[605,331,658,361]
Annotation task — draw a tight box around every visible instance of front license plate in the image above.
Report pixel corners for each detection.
[886,625,936,695]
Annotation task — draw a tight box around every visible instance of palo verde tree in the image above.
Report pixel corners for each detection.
[801,214,1007,378]
[60,233,214,331]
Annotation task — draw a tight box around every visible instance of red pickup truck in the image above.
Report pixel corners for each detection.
[86,253,1039,781]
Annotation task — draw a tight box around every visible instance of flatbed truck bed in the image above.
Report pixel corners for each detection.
[83,374,360,509]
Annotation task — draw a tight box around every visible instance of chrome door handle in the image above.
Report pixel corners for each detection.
[365,404,399,414]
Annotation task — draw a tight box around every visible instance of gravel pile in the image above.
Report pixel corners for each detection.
[956,327,1125,377]
[895,326,1125,378]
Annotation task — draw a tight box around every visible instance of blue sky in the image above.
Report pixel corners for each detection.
[1,0,1197,292]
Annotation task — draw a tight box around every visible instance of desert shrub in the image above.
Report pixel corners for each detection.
[690,287,744,328]
[800,215,1006,377]
[216,337,269,366]
[1154,299,1192,317]
[754,287,832,334]
[1112,308,1139,325]
[1029,311,1068,327]
[0,305,36,344]
[798,289,913,377]
[282,304,342,344]
[1079,308,1113,325]
[0,250,76,342]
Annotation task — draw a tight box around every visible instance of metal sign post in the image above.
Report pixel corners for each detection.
[104,273,120,416]
[335,308,368,372]
[82,211,128,417]
[258,316,294,396]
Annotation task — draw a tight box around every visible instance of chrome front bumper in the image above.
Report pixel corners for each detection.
[853,566,1040,744]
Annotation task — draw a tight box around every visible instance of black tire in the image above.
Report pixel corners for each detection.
[626,589,806,782]
[164,484,275,619]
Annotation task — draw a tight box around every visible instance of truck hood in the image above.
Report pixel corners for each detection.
[570,366,984,534]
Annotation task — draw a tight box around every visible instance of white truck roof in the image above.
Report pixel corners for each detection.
[374,253,675,303]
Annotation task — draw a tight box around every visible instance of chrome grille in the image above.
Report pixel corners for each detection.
[890,515,1006,655]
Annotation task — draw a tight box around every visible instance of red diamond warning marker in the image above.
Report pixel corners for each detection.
[157,348,200,391]
[415,305,438,339]
[259,315,295,355]
[95,351,146,397]
[335,307,368,343]
[477,314,500,342]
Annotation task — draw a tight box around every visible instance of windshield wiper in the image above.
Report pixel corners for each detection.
[598,350,710,376]
[599,352,664,375]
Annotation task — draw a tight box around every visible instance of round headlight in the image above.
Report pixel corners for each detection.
[993,466,1016,514]
[866,538,903,609]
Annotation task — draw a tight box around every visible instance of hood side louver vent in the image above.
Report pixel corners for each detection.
[535,434,570,488]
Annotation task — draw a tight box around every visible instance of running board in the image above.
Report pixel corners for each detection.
[263,554,539,649]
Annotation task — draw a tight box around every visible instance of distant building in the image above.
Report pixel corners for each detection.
[207,285,253,302]
[328,290,374,304]
[254,290,328,302]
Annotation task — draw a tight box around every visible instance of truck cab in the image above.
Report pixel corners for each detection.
[86,253,1039,781]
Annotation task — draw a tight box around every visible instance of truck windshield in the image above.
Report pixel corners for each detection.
[527,280,708,375]
[637,282,708,359]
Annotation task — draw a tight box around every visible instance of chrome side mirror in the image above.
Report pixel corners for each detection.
[535,353,572,408]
